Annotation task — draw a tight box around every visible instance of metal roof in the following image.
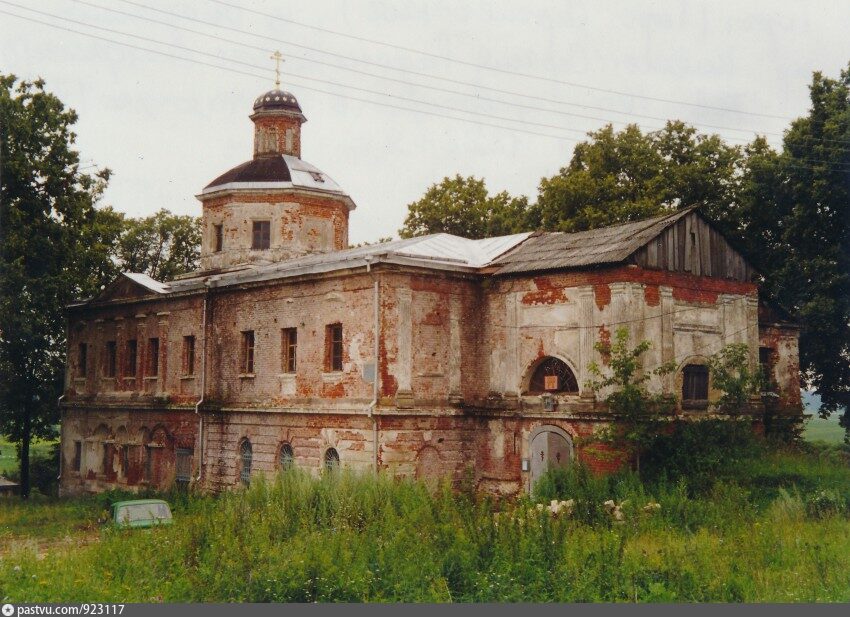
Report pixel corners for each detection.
[201,154,349,202]
[167,232,533,293]
[490,207,694,274]
[86,209,708,304]
[122,272,170,294]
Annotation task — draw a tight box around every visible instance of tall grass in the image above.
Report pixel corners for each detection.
[2,447,850,602]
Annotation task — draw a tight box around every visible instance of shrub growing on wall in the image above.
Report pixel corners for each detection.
[708,343,763,414]
[586,327,676,472]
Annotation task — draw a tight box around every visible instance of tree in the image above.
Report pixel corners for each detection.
[0,75,110,496]
[399,174,529,239]
[530,121,743,232]
[759,67,850,428]
[708,343,763,415]
[76,206,125,299]
[117,209,201,281]
[586,327,676,472]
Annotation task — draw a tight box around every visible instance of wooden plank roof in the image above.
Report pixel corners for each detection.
[491,207,696,274]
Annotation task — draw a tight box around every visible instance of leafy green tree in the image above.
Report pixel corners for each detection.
[758,67,850,427]
[531,121,743,232]
[586,327,676,472]
[76,206,125,298]
[0,75,111,496]
[117,209,201,281]
[399,174,529,239]
[708,343,763,415]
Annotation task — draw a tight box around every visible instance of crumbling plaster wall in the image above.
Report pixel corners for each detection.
[199,191,350,270]
[483,266,761,411]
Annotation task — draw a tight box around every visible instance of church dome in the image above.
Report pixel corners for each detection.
[202,153,350,203]
[253,89,302,113]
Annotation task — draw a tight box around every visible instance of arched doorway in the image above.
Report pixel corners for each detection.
[528,426,574,490]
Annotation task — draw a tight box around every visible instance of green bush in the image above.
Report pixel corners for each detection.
[640,419,763,493]
[805,490,846,519]
[5,443,60,497]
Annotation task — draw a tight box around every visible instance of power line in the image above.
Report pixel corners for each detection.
[68,0,788,143]
[71,0,785,142]
[110,0,799,139]
[2,2,594,138]
[0,8,582,143]
[207,0,793,123]
[7,5,849,173]
[72,0,850,156]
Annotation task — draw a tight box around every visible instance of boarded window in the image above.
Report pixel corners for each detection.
[759,347,775,392]
[104,341,117,378]
[126,339,138,377]
[239,440,252,486]
[252,220,271,250]
[324,447,340,473]
[121,444,129,475]
[72,441,82,472]
[78,343,87,376]
[175,448,193,488]
[183,336,196,375]
[213,224,223,252]
[144,446,153,482]
[281,328,297,373]
[241,330,255,374]
[148,338,160,376]
[325,323,343,372]
[279,443,294,470]
[682,364,709,402]
[102,443,112,476]
[528,357,578,394]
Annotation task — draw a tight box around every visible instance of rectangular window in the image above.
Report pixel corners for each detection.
[175,448,193,488]
[126,339,138,377]
[759,346,775,392]
[325,323,343,372]
[148,337,160,377]
[121,444,130,475]
[252,220,271,250]
[78,343,88,376]
[213,224,223,252]
[104,341,117,378]
[281,328,297,373]
[183,335,196,375]
[102,443,112,476]
[682,364,709,402]
[144,446,153,482]
[241,330,255,374]
[72,441,82,472]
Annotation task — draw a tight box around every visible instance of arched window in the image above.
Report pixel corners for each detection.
[278,443,294,471]
[528,357,579,394]
[324,448,340,473]
[239,439,252,485]
[682,364,709,402]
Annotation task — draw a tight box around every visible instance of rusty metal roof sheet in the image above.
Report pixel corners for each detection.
[490,207,694,274]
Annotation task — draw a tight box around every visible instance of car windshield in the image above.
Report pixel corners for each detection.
[117,503,171,524]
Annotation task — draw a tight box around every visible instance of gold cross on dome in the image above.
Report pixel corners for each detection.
[270,50,284,87]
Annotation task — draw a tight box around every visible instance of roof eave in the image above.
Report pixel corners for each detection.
[196,185,356,210]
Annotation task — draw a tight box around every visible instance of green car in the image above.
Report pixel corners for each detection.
[112,499,173,528]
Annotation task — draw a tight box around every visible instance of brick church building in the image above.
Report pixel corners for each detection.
[58,86,802,496]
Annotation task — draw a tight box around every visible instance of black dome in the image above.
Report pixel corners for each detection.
[204,157,292,189]
[253,89,302,113]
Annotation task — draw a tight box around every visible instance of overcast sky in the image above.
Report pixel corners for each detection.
[2,0,849,244]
